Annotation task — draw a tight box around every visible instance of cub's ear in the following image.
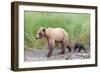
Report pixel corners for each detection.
[42,28,46,32]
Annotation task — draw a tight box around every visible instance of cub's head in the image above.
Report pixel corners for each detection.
[36,27,46,39]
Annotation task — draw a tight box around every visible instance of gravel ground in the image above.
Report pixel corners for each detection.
[24,47,90,62]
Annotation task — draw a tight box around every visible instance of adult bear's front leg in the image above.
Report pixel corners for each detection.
[47,39,55,57]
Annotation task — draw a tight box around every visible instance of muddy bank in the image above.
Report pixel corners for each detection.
[24,48,90,62]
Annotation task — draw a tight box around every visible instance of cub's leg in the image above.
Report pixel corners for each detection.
[82,46,87,52]
[73,45,78,52]
[78,46,87,52]
[78,47,82,52]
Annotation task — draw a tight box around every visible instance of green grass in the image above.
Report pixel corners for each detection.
[24,11,90,50]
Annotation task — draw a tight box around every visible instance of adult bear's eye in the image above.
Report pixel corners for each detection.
[42,28,45,32]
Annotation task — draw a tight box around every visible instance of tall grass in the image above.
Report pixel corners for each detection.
[24,11,90,50]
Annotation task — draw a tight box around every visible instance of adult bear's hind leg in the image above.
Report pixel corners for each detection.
[67,45,71,52]
[59,42,66,54]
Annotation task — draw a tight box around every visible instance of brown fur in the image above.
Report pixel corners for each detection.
[36,27,71,57]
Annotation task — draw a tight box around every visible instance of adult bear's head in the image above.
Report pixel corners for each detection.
[36,27,46,39]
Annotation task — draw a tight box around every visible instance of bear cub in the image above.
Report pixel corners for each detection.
[73,42,87,52]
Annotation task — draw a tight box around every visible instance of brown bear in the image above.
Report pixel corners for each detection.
[73,42,87,52]
[36,27,71,57]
